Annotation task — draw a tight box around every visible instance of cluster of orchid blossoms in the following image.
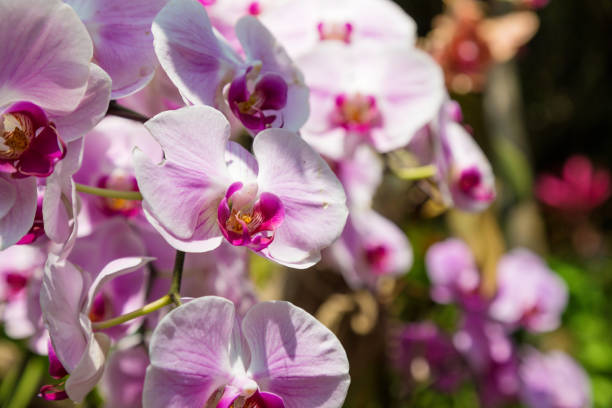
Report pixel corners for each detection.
[395,241,591,407]
[0,0,569,406]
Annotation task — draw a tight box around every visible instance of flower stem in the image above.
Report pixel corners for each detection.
[75,183,143,201]
[393,164,437,181]
[169,250,186,307]
[92,295,173,331]
[106,101,150,123]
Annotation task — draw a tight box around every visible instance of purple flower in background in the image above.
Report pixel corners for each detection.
[489,249,568,333]
[153,0,309,133]
[0,244,48,354]
[519,349,591,408]
[40,256,150,401]
[297,41,445,159]
[133,106,347,268]
[395,322,466,393]
[0,0,111,249]
[64,0,168,98]
[328,208,412,289]
[143,296,350,408]
[426,238,481,308]
[99,346,150,408]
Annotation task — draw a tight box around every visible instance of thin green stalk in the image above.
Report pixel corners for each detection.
[393,164,437,181]
[6,355,45,408]
[75,183,143,201]
[169,250,186,306]
[92,295,173,330]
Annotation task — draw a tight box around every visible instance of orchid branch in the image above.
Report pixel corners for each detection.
[106,101,149,123]
[92,251,186,330]
[75,183,143,201]
[393,164,437,181]
[91,295,173,330]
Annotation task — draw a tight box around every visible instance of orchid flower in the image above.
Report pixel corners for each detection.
[296,41,445,159]
[143,296,350,408]
[40,256,151,401]
[489,249,568,333]
[64,0,168,98]
[153,0,309,133]
[133,106,347,268]
[0,0,111,249]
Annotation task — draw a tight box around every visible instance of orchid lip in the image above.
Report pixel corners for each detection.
[317,21,354,43]
[217,181,284,251]
[0,102,66,178]
[330,93,383,134]
[228,67,289,132]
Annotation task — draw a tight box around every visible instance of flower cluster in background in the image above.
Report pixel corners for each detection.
[1,0,610,407]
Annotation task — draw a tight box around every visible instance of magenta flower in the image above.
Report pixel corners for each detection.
[489,249,568,333]
[64,0,168,98]
[0,0,111,249]
[535,154,610,212]
[153,0,309,133]
[297,41,445,158]
[426,238,481,307]
[133,106,347,268]
[519,349,591,408]
[40,256,151,401]
[143,296,350,408]
[329,208,412,289]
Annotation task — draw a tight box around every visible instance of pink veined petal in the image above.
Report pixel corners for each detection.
[51,64,112,143]
[0,0,92,113]
[254,129,348,268]
[226,141,259,184]
[243,301,350,408]
[0,175,37,250]
[43,139,83,250]
[84,257,152,314]
[40,259,88,372]
[152,0,244,106]
[235,16,309,132]
[65,331,111,402]
[143,297,239,408]
[0,178,16,219]
[65,0,167,98]
[134,106,232,246]
[99,346,150,408]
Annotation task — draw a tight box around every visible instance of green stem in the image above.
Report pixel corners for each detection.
[169,250,186,307]
[393,164,437,181]
[6,355,45,408]
[75,183,143,201]
[92,295,173,331]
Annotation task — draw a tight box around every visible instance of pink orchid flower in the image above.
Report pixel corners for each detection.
[519,349,591,408]
[99,346,150,408]
[143,296,350,408]
[0,0,111,249]
[489,249,568,333]
[153,0,309,133]
[133,106,347,268]
[64,0,168,98]
[297,41,445,159]
[202,0,416,58]
[40,256,151,401]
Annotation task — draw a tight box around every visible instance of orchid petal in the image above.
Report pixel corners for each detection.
[0,175,37,250]
[243,301,350,408]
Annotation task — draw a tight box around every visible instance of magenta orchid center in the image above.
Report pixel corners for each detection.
[457,167,493,202]
[317,21,353,43]
[331,93,383,133]
[0,102,65,178]
[217,181,284,251]
[365,244,390,275]
[247,1,262,16]
[228,65,289,132]
[3,272,28,301]
[217,388,285,408]
[88,293,112,323]
[97,171,141,217]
